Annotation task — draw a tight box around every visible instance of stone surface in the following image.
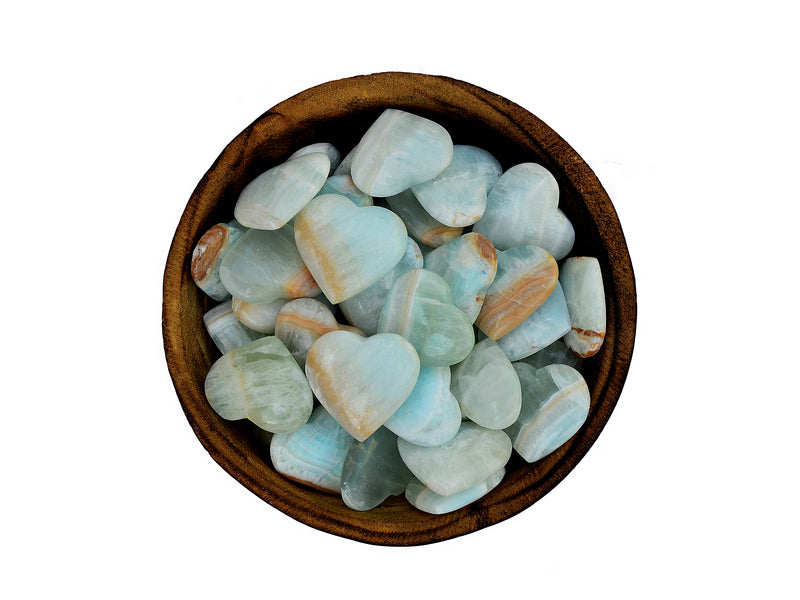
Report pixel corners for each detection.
[333,144,357,176]
[204,336,313,433]
[451,338,522,429]
[294,194,407,304]
[274,298,339,368]
[378,269,474,367]
[288,142,341,175]
[203,300,261,354]
[234,152,330,230]
[340,427,413,511]
[423,232,498,322]
[219,226,320,305]
[397,422,512,496]
[410,145,501,226]
[519,340,584,371]
[230,297,288,334]
[270,405,353,493]
[506,363,590,462]
[405,468,505,515]
[305,331,420,441]
[351,109,453,197]
[560,256,606,358]
[496,282,571,361]
[386,189,463,247]
[317,174,373,207]
[475,245,558,339]
[473,163,574,259]
[385,367,461,447]
[191,220,246,301]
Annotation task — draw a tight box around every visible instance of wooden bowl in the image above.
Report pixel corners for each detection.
[162,72,637,545]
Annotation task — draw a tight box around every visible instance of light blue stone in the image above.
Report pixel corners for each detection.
[274,297,339,368]
[496,282,571,361]
[352,109,454,197]
[560,256,606,358]
[339,237,423,335]
[423,232,498,322]
[378,269,475,367]
[203,300,261,354]
[340,428,413,511]
[317,174,373,207]
[270,405,354,492]
[410,145,501,226]
[386,189,463,248]
[231,297,288,334]
[405,468,505,514]
[520,340,584,371]
[333,144,357,176]
[191,220,247,301]
[385,367,461,447]
[288,142,342,175]
[506,363,590,462]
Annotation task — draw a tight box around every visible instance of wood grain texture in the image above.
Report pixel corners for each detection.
[162,72,637,546]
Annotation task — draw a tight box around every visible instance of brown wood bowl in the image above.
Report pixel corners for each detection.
[162,72,637,546]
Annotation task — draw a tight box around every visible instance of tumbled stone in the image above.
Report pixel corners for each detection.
[451,338,522,429]
[305,331,420,441]
[219,226,320,305]
[519,339,584,371]
[496,282,571,361]
[274,298,339,368]
[351,109,453,197]
[405,468,505,515]
[423,232,497,322]
[333,144,357,176]
[337,324,366,336]
[288,142,342,175]
[560,256,606,358]
[506,363,590,462]
[270,405,353,493]
[191,220,246,301]
[341,427,413,511]
[204,336,313,433]
[475,246,558,339]
[317,174,373,207]
[473,163,574,259]
[203,300,261,354]
[294,194,407,303]
[386,190,463,247]
[397,422,512,496]
[339,237,423,335]
[231,297,288,334]
[385,367,461,447]
[378,269,474,367]
[234,153,330,230]
[411,145,502,226]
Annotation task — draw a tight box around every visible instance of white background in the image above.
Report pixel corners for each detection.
[2,1,798,598]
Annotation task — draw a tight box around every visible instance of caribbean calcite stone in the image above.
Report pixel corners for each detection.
[204,336,313,434]
[410,145,502,227]
[219,226,320,305]
[305,331,420,442]
[506,363,590,462]
[423,232,498,322]
[317,175,373,208]
[339,237,423,336]
[405,468,505,515]
[496,282,571,361]
[203,300,262,354]
[340,427,413,511]
[333,144,357,176]
[384,366,461,447]
[270,405,353,493]
[230,297,288,334]
[473,163,575,260]
[337,324,366,336]
[520,339,584,371]
[560,256,606,358]
[234,152,330,230]
[475,245,559,339]
[397,421,512,496]
[386,190,463,247]
[274,298,339,368]
[351,109,454,197]
[450,338,522,429]
[191,220,246,301]
[378,269,475,367]
[294,194,407,303]
[288,142,342,175]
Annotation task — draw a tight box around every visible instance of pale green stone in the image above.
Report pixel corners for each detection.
[451,338,521,429]
[274,298,339,368]
[351,109,454,197]
[204,337,313,433]
[410,145,501,227]
[397,421,512,496]
[288,142,341,175]
[386,189,463,247]
[317,175,373,207]
[191,220,246,301]
[341,427,413,511]
[378,269,474,367]
[234,153,330,230]
[270,405,353,492]
[506,363,590,462]
[560,256,606,358]
[231,297,288,334]
[203,300,261,354]
[520,340,584,371]
[405,468,505,514]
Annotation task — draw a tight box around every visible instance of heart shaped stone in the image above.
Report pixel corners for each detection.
[386,189,463,247]
[305,330,420,441]
[203,300,261,354]
[405,468,505,515]
[317,174,373,207]
[191,220,247,301]
[473,163,575,259]
[288,142,342,175]
[294,194,408,303]
[231,297,288,334]
[560,256,606,358]
[378,269,475,367]
[274,297,339,368]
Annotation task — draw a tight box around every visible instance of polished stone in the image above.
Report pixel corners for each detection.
[386,189,463,247]
[333,144,357,176]
[560,256,606,358]
[274,298,339,368]
[405,468,505,515]
[191,220,246,301]
[519,339,584,371]
[231,297,288,334]
[288,142,342,175]
[317,174,373,207]
[203,300,262,354]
